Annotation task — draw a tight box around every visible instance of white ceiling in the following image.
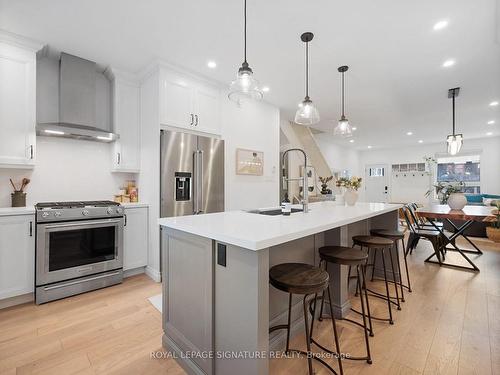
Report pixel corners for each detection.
[1,0,499,149]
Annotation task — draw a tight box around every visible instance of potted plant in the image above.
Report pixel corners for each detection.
[318,176,333,195]
[486,202,500,242]
[425,181,466,210]
[336,176,362,206]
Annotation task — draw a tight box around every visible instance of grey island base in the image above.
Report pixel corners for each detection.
[159,202,402,375]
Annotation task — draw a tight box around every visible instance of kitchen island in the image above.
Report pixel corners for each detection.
[158,201,402,375]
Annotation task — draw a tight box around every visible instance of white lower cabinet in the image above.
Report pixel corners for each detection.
[0,214,35,300]
[123,206,149,271]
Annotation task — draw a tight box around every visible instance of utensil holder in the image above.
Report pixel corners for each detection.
[11,191,26,207]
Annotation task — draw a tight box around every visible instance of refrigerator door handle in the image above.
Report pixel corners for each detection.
[194,150,203,214]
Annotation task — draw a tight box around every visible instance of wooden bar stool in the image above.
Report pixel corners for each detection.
[314,246,373,365]
[269,263,343,375]
[370,228,412,298]
[352,235,399,325]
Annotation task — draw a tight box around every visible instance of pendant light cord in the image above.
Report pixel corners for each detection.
[452,90,455,135]
[244,0,247,63]
[341,71,345,117]
[305,41,309,98]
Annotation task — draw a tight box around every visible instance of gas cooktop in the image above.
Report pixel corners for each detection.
[36,200,120,209]
[35,200,123,222]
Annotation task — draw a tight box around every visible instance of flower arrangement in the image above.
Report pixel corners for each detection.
[336,176,362,191]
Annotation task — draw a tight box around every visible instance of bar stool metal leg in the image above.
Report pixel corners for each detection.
[327,286,344,373]
[401,238,412,292]
[361,265,374,336]
[285,293,292,353]
[356,265,372,363]
[388,247,401,310]
[381,249,394,324]
[303,294,314,375]
[394,240,405,302]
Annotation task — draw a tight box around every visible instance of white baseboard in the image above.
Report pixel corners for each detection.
[146,266,161,282]
[123,266,146,278]
[0,292,34,310]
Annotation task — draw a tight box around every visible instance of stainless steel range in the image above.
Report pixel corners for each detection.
[35,201,124,304]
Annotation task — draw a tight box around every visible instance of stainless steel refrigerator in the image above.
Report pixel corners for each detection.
[160,129,224,217]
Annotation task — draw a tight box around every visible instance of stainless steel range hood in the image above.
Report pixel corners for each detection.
[37,52,118,142]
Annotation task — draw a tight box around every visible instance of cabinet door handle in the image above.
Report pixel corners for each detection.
[190,113,194,125]
[124,214,127,227]
[117,152,121,164]
[195,114,198,126]
[30,145,34,159]
[29,221,33,237]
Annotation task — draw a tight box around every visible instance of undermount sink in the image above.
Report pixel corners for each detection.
[246,208,304,216]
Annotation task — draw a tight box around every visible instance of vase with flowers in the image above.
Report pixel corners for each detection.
[336,176,362,206]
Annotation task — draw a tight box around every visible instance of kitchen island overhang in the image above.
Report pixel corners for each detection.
[159,202,402,375]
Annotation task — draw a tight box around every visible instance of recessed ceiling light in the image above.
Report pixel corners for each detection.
[207,61,217,69]
[442,59,455,68]
[352,127,357,131]
[367,145,372,149]
[418,140,423,143]
[486,132,493,136]
[349,139,354,143]
[433,20,449,31]
[261,86,270,92]
[487,120,495,125]
[407,131,413,135]
[489,101,499,106]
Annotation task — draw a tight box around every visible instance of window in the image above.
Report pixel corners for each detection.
[436,154,481,193]
[369,167,384,177]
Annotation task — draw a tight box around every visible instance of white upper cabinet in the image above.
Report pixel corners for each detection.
[159,68,221,135]
[0,32,42,169]
[0,214,35,300]
[109,70,141,172]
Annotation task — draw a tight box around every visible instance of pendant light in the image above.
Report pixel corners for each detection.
[228,0,263,105]
[334,65,353,137]
[446,87,463,155]
[294,32,320,125]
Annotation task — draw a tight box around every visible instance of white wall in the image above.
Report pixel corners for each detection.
[313,133,361,177]
[357,136,500,203]
[0,136,135,207]
[222,99,280,210]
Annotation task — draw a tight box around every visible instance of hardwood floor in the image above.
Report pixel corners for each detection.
[0,236,499,374]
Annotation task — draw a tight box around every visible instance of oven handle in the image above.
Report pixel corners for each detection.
[42,271,122,291]
[43,218,123,230]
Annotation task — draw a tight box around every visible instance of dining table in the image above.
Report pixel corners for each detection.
[416,204,497,271]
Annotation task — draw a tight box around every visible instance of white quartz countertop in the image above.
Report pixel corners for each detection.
[0,206,35,216]
[158,202,402,250]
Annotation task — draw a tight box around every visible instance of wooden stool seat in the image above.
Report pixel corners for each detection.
[319,246,368,266]
[352,235,393,248]
[269,263,329,295]
[370,229,405,240]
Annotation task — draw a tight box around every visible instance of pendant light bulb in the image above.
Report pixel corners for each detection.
[334,65,353,137]
[446,87,463,155]
[295,32,320,125]
[228,0,263,105]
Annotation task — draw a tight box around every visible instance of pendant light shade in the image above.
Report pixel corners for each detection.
[447,134,463,155]
[446,87,463,155]
[228,0,263,104]
[295,32,320,125]
[334,65,353,137]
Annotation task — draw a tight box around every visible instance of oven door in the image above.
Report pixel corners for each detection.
[36,217,124,285]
